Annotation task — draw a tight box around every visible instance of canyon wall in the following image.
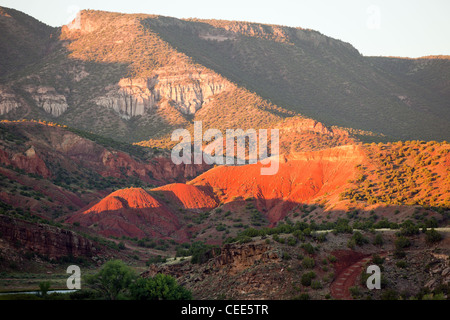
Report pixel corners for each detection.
[0,214,96,259]
[96,68,231,119]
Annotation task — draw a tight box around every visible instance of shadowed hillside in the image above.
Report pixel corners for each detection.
[0,8,448,143]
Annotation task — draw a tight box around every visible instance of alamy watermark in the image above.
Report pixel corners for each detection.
[366,5,381,30]
[366,265,381,290]
[66,265,81,290]
[171,121,280,175]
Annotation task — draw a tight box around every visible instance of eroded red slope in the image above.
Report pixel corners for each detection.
[190,145,365,224]
[66,188,188,241]
[152,183,218,212]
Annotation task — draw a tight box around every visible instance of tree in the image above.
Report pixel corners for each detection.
[373,233,384,246]
[425,228,442,244]
[86,260,136,300]
[130,274,192,300]
[301,271,316,287]
[302,257,315,269]
[351,231,369,246]
[39,281,51,297]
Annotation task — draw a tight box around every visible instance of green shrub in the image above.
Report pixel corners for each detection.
[399,222,420,236]
[311,280,322,290]
[85,260,136,300]
[302,257,315,269]
[39,281,51,297]
[372,254,385,265]
[349,286,361,298]
[350,231,369,246]
[395,236,411,250]
[238,236,252,244]
[327,255,337,263]
[282,252,291,260]
[315,233,327,243]
[347,238,356,249]
[373,233,384,246]
[146,255,166,266]
[191,243,221,263]
[422,293,446,300]
[215,224,226,232]
[394,249,406,259]
[296,293,310,300]
[425,229,442,244]
[381,289,399,300]
[130,274,191,300]
[301,271,316,287]
[301,243,315,255]
[287,237,297,246]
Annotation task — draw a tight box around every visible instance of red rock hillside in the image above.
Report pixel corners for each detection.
[152,183,218,213]
[66,188,189,241]
[0,121,210,219]
[190,145,365,224]
[0,214,96,259]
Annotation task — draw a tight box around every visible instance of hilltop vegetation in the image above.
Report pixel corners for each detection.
[146,16,450,141]
[341,141,450,209]
[0,7,57,79]
[0,8,448,144]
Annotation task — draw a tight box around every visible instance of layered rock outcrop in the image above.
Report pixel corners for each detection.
[0,214,95,259]
[142,241,282,299]
[24,85,69,117]
[143,242,280,279]
[213,242,280,274]
[281,117,349,137]
[0,146,51,178]
[96,69,230,118]
[0,86,20,115]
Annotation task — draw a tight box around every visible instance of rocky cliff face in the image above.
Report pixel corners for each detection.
[0,86,20,115]
[24,85,69,117]
[281,117,349,137]
[212,242,280,274]
[96,68,230,118]
[0,146,51,178]
[96,78,156,119]
[0,214,96,259]
[0,85,69,117]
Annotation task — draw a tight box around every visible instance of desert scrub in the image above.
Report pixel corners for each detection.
[301,271,317,287]
[302,257,315,269]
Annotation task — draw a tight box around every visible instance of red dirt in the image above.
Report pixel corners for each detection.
[152,183,218,212]
[330,250,371,300]
[67,188,189,241]
[84,188,166,212]
[0,148,51,178]
[190,145,364,224]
